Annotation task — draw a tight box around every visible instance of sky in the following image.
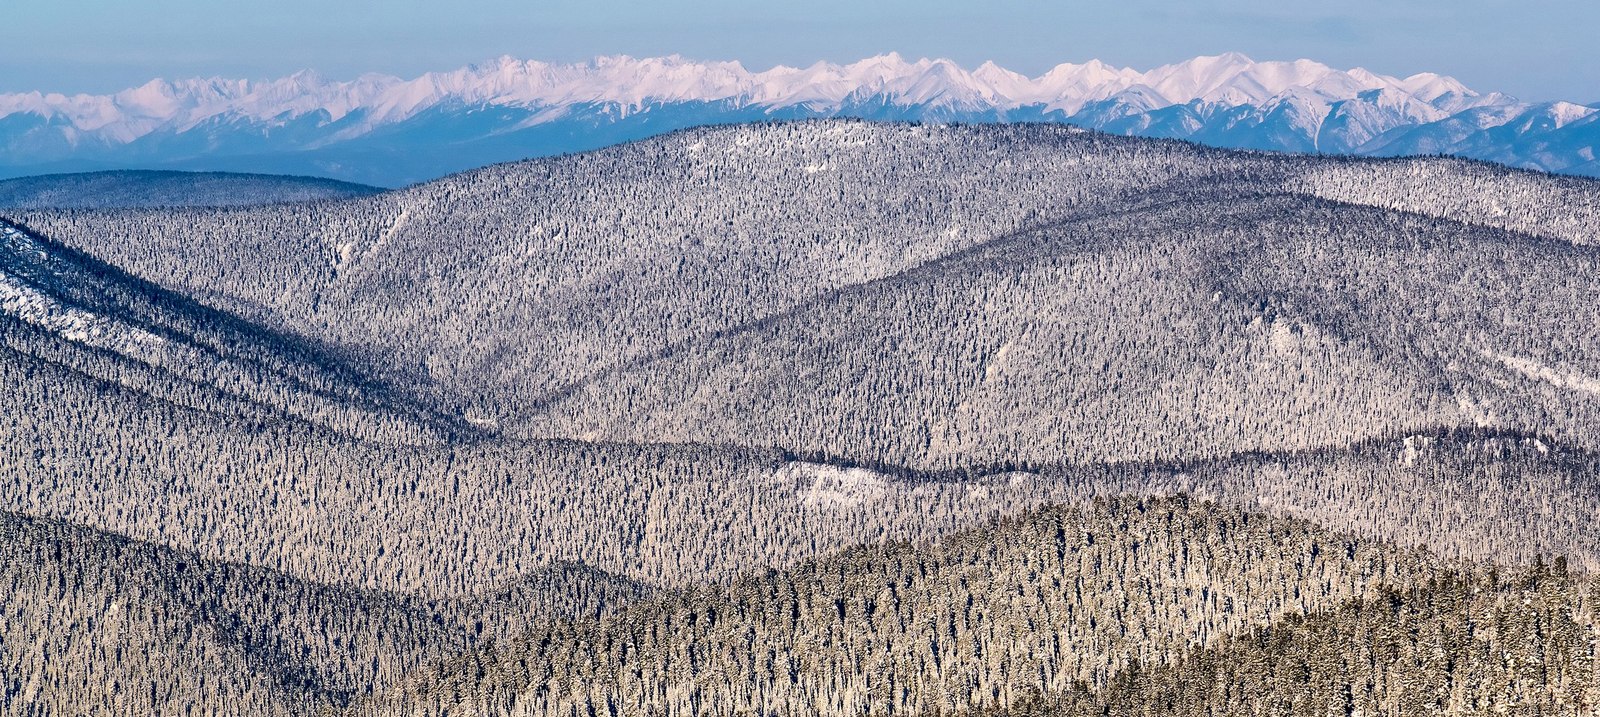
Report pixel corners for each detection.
[4,0,1596,103]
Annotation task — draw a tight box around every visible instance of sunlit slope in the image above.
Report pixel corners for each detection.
[357,497,1585,717]
[17,123,1597,468]
[13,123,1291,422]
[521,193,1600,468]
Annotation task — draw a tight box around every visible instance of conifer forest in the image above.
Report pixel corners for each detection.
[3,120,1600,716]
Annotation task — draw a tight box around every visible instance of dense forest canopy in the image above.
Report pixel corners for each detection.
[2,121,1598,716]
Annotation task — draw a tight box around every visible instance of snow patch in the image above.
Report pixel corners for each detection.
[1489,351,1600,397]
[771,462,892,509]
[1263,318,1321,355]
[1454,392,1496,427]
[1398,434,1434,466]
[1,224,167,351]
[0,270,165,350]
[338,204,410,275]
[984,341,1014,381]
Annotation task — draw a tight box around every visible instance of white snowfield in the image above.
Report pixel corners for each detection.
[1492,351,1600,398]
[0,52,1532,142]
[771,462,895,509]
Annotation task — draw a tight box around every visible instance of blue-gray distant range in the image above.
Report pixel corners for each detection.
[3,52,1595,186]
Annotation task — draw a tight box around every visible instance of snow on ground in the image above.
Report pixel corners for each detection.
[0,268,163,350]
[771,462,893,509]
[1490,351,1600,397]
[1398,434,1435,466]
[1,224,167,351]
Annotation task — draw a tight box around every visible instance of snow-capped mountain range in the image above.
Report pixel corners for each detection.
[3,53,1595,186]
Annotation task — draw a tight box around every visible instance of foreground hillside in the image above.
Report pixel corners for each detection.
[24,498,1590,717]
[1,510,462,716]
[355,498,1597,717]
[0,510,649,716]
[10,489,1596,716]
[999,568,1600,717]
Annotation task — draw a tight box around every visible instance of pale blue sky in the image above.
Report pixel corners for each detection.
[4,0,1595,102]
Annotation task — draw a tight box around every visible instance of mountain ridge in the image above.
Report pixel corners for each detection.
[0,52,1498,125]
[0,169,380,209]
[2,53,1593,185]
[17,122,1600,469]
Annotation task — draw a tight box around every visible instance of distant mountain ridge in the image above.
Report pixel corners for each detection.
[2,53,1594,185]
[0,170,380,209]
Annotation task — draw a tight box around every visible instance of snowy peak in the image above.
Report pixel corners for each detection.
[0,53,1497,139]
[0,53,1591,185]
[1143,52,1262,102]
[1539,101,1598,129]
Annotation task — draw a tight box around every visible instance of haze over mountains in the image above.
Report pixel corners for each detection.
[3,53,1595,185]
[4,120,1600,715]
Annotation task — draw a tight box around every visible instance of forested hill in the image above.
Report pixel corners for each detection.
[0,170,381,209]
[0,509,648,716]
[355,497,1599,717]
[991,567,1600,717]
[0,218,456,443]
[14,122,1600,470]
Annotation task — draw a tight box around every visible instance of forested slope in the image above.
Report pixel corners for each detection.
[10,124,1289,426]
[1,510,459,716]
[520,192,1600,468]
[995,569,1600,717]
[1295,155,1600,246]
[5,212,1598,596]
[18,498,1590,717]
[1,509,654,717]
[356,498,1600,717]
[11,301,1599,598]
[1108,430,1600,572]
[14,122,1598,468]
[0,306,1094,597]
[1,219,454,443]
